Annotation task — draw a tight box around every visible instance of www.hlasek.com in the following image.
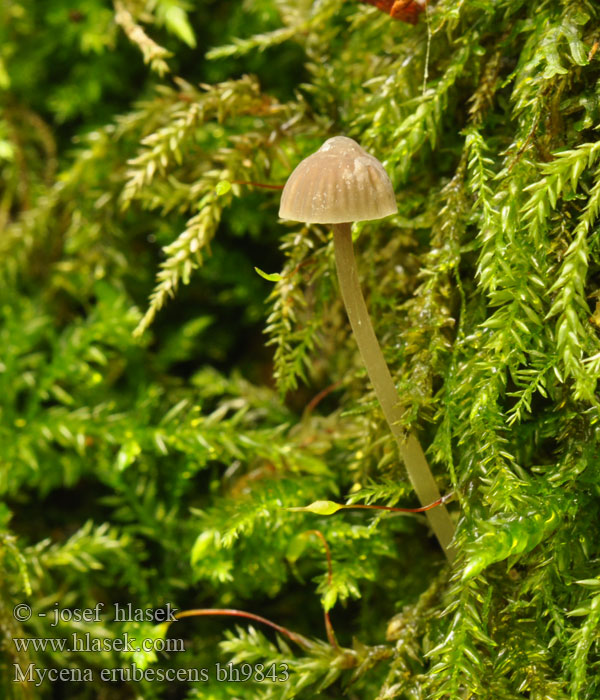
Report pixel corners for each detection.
[13,632,183,654]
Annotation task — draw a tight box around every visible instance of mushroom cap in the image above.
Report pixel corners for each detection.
[279,136,398,224]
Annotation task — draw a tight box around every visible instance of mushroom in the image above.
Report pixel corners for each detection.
[279,136,455,561]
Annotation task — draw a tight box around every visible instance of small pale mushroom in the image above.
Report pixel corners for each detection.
[279,136,455,561]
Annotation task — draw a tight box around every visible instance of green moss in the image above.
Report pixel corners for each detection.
[2,0,600,697]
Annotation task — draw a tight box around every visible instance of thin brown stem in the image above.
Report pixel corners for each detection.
[231,180,284,190]
[304,380,343,416]
[332,223,456,561]
[304,530,339,648]
[346,492,454,513]
[174,608,313,649]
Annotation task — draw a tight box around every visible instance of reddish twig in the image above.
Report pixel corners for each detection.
[346,491,454,513]
[304,530,338,648]
[175,608,313,649]
[232,180,285,190]
[304,380,343,416]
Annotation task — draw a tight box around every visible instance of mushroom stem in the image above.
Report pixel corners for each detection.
[332,223,456,561]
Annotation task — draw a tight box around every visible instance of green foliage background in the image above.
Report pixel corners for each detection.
[2,0,600,698]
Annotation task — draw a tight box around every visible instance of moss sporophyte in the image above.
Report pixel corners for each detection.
[279,136,456,561]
